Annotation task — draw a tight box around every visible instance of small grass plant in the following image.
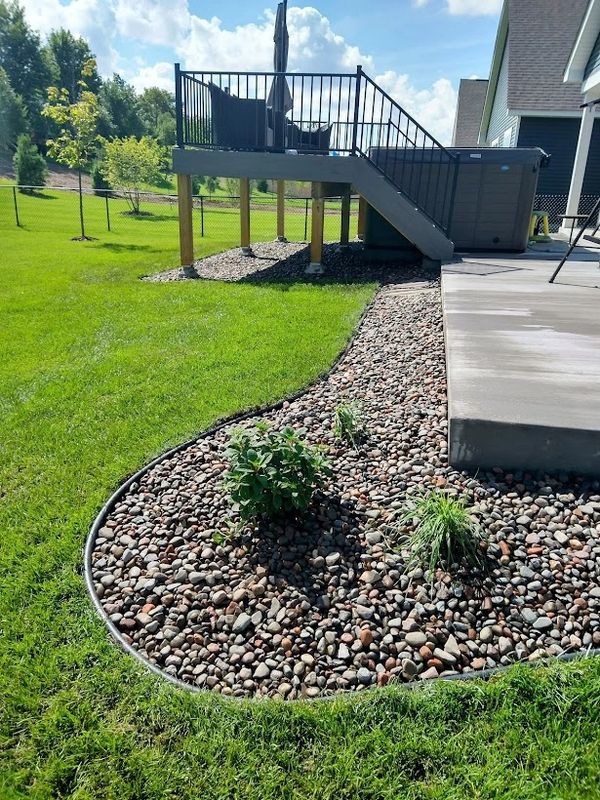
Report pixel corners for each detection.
[223,422,330,520]
[333,400,366,449]
[397,489,484,577]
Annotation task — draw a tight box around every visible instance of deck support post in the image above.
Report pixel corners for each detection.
[277,179,287,241]
[339,188,351,249]
[307,181,325,274]
[357,195,367,241]
[240,177,253,256]
[177,173,194,268]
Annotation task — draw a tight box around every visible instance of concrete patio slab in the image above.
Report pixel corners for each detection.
[443,253,600,475]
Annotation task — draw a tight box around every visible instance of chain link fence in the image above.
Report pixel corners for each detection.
[534,193,600,232]
[0,184,359,250]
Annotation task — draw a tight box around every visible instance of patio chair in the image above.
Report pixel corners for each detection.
[208,84,267,150]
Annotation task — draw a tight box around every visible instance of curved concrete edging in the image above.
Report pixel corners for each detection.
[83,285,600,701]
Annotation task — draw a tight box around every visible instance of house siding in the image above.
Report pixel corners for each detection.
[584,31,600,82]
[517,116,600,195]
[486,42,518,146]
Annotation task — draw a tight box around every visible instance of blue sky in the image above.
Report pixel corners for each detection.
[19,0,503,143]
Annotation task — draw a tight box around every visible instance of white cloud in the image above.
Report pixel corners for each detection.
[446,0,502,14]
[376,72,457,144]
[129,62,175,93]
[114,0,190,48]
[19,0,119,74]
[18,0,459,143]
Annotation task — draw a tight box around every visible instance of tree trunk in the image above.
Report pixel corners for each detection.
[78,168,85,239]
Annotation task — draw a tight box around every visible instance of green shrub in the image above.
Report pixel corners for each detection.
[396,490,484,575]
[256,179,269,193]
[223,422,330,520]
[13,134,47,192]
[91,161,110,195]
[333,401,365,448]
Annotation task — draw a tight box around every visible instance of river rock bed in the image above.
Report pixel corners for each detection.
[89,282,600,699]
[143,241,427,285]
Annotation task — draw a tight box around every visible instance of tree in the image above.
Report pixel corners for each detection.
[224,177,238,197]
[155,112,176,147]
[0,66,28,152]
[138,87,174,132]
[42,59,100,239]
[205,176,218,196]
[13,133,46,191]
[0,2,53,141]
[256,179,268,193]
[98,75,144,139]
[102,136,162,214]
[45,29,101,102]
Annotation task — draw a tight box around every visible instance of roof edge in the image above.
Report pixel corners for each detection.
[478,0,509,143]
[565,0,600,83]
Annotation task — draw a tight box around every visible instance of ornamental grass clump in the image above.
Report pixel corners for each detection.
[223,422,330,520]
[333,401,366,449]
[397,490,484,575]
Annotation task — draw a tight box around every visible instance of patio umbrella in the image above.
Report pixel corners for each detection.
[267,1,292,146]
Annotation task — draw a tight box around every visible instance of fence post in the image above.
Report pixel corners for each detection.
[200,195,205,237]
[105,193,111,232]
[304,198,309,241]
[12,186,21,227]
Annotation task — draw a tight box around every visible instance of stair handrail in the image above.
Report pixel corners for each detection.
[353,67,458,233]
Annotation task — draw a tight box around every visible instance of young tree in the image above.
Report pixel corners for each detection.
[102,136,162,214]
[45,29,101,102]
[256,179,268,193]
[42,59,100,239]
[0,66,28,152]
[13,133,46,190]
[205,176,218,196]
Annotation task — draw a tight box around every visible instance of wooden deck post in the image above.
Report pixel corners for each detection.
[277,179,286,241]
[308,181,325,274]
[340,189,351,248]
[177,173,194,267]
[240,177,253,255]
[357,194,367,241]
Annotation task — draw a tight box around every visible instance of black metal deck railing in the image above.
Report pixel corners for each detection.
[175,64,458,233]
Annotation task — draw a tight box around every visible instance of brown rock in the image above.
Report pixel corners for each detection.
[359,628,374,647]
[419,645,433,660]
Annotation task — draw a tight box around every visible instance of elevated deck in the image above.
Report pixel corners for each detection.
[443,247,600,476]
[173,66,457,262]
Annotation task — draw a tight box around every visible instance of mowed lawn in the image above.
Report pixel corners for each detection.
[1,189,600,800]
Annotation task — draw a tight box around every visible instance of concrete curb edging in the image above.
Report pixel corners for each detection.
[83,284,600,701]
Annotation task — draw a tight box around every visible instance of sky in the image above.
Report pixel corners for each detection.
[18,0,503,144]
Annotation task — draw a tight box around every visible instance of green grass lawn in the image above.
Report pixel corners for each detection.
[1,189,600,799]
[0,183,356,245]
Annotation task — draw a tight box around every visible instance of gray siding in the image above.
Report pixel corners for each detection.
[485,42,518,146]
[517,116,600,195]
[584,31,600,82]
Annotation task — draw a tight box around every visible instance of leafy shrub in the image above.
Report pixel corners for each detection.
[223,423,330,520]
[13,134,47,192]
[396,490,483,575]
[91,160,110,195]
[333,401,365,448]
[256,179,269,193]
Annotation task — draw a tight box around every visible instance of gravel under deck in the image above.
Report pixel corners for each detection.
[89,275,600,699]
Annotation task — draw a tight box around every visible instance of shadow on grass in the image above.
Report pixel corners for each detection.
[18,190,57,200]
[96,242,154,253]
